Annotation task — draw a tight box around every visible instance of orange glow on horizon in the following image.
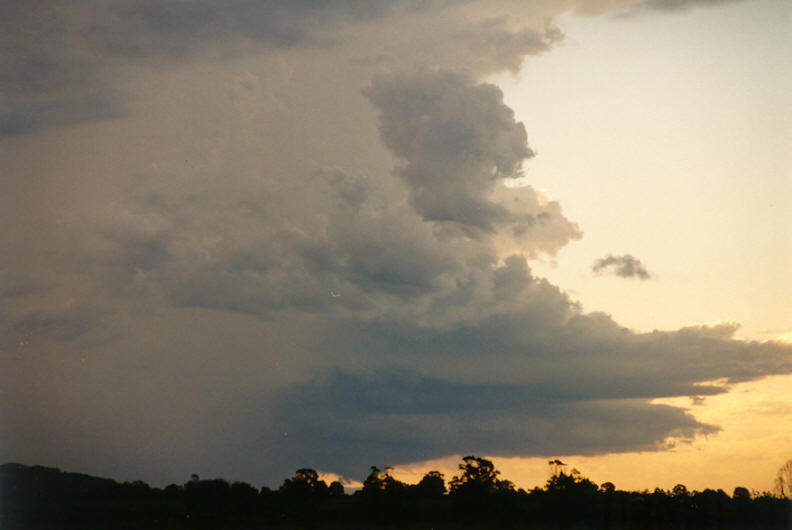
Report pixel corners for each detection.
[381,375,792,495]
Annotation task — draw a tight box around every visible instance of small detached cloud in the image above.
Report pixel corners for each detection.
[593,254,651,280]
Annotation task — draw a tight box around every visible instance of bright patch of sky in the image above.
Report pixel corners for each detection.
[490,0,791,341]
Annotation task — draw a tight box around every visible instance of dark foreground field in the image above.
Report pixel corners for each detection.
[2,461,790,530]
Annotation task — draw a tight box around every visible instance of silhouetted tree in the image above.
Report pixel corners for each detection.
[447,456,517,520]
[546,466,597,494]
[449,456,503,495]
[541,462,602,527]
[362,466,405,497]
[548,459,567,477]
[733,486,750,501]
[229,481,258,517]
[328,480,345,497]
[163,483,181,497]
[672,483,689,498]
[4,461,792,529]
[184,477,232,521]
[599,481,616,494]
[415,470,446,498]
[774,459,792,498]
[280,468,329,500]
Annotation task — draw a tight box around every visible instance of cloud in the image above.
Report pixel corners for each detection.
[616,0,749,17]
[2,0,790,488]
[7,307,108,343]
[269,370,717,476]
[12,312,88,341]
[0,96,124,137]
[0,1,567,137]
[0,272,44,301]
[0,1,433,136]
[637,0,743,12]
[83,71,581,322]
[448,17,562,74]
[255,273,791,477]
[363,70,533,231]
[0,3,125,135]
[87,0,406,60]
[592,254,652,280]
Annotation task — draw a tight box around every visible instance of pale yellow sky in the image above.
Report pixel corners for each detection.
[490,2,792,343]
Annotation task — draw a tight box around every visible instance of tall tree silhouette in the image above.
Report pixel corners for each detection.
[280,468,329,500]
[775,459,792,499]
[362,466,406,497]
[449,456,513,496]
[415,470,446,498]
[3,461,791,529]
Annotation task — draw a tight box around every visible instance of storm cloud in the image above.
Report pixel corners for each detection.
[0,0,558,135]
[637,0,745,12]
[364,71,533,232]
[2,0,790,488]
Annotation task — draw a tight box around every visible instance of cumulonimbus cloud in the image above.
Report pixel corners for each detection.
[1,0,789,488]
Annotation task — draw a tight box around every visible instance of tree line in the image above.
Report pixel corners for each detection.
[2,457,791,529]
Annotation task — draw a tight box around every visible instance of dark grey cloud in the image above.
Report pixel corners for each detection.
[616,0,749,17]
[1,0,568,137]
[638,0,743,12]
[0,272,44,301]
[363,70,534,231]
[1,2,124,135]
[268,369,716,476]
[256,272,790,476]
[9,307,107,343]
[87,0,399,60]
[0,95,124,137]
[0,1,461,136]
[593,254,651,280]
[96,167,472,319]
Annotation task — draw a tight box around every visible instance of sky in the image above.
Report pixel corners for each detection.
[2,0,791,493]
